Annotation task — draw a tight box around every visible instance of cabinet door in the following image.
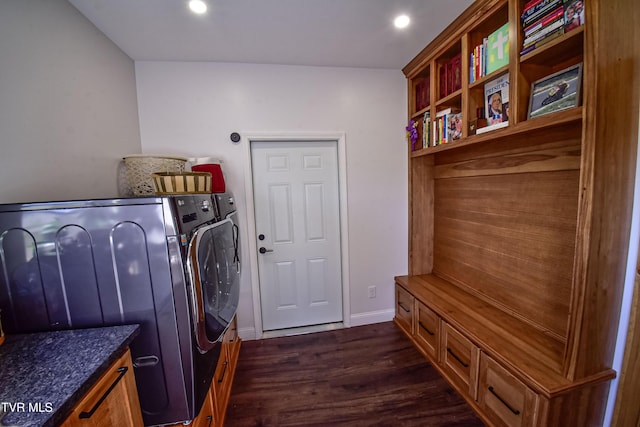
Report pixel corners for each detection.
[440,322,479,400]
[61,349,143,427]
[226,316,241,364]
[212,317,240,424]
[190,386,215,427]
[478,353,538,427]
[415,301,439,361]
[395,284,414,334]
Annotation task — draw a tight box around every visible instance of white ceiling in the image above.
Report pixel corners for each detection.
[67,0,474,69]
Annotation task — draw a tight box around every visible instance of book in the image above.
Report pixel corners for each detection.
[523,0,544,13]
[422,111,431,148]
[563,0,584,33]
[522,0,543,13]
[446,112,463,142]
[469,38,489,83]
[523,6,564,36]
[520,28,564,55]
[523,16,565,46]
[522,0,563,26]
[486,23,509,75]
[415,80,430,111]
[484,73,509,126]
[435,108,461,145]
[475,120,509,134]
[451,53,462,92]
[439,66,447,98]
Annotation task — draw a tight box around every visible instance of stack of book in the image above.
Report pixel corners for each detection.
[422,110,431,149]
[469,38,488,84]
[470,22,509,83]
[521,0,574,55]
[430,108,462,146]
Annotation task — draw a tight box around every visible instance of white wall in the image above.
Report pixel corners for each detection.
[135,61,409,338]
[0,0,141,204]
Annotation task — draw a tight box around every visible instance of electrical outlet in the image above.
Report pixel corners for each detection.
[368,286,376,298]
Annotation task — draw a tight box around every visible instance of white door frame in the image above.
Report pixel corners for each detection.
[243,132,351,339]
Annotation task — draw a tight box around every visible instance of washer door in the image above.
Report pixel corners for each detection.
[187,218,240,353]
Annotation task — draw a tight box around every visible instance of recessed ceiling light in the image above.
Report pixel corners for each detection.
[189,0,207,14]
[394,14,410,29]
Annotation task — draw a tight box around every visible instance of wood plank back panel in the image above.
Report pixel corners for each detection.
[409,155,434,275]
[430,133,581,340]
[433,169,579,339]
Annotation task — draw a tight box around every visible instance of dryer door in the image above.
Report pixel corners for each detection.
[187,217,240,353]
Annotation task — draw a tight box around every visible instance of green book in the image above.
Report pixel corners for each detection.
[487,23,509,74]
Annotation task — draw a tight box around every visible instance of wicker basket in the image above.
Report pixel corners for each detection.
[123,155,188,196]
[152,172,212,195]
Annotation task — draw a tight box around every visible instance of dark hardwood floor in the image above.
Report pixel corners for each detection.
[225,321,485,426]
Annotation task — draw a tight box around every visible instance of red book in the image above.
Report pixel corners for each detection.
[439,66,448,98]
[523,0,544,13]
[415,80,430,111]
[451,53,462,91]
[446,61,453,96]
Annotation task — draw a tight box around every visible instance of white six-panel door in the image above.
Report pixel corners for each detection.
[251,140,342,331]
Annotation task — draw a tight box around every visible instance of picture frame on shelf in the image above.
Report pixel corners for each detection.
[528,63,583,119]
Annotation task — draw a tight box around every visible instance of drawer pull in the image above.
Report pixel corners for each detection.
[218,361,229,383]
[418,321,435,336]
[398,303,411,313]
[206,415,213,427]
[488,386,521,416]
[446,348,469,368]
[79,367,128,419]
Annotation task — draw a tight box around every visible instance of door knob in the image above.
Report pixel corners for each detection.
[259,247,274,254]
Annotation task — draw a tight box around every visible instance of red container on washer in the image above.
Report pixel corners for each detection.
[190,157,226,193]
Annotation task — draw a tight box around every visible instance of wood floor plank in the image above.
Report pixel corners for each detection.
[225,322,485,426]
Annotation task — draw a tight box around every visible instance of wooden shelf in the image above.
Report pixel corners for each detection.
[469,64,510,90]
[400,0,638,424]
[410,106,582,158]
[411,105,431,120]
[435,89,462,108]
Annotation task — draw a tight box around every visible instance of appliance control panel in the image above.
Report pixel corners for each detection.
[172,195,218,234]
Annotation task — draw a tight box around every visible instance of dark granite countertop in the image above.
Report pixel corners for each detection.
[0,325,139,427]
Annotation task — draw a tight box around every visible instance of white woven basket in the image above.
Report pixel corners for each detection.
[123,155,188,196]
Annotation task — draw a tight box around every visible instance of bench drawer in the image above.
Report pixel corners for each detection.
[440,322,479,400]
[415,301,439,361]
[478,353,539,427]
[395,284,414,334]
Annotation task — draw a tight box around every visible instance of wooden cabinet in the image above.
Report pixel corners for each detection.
[190,387,215,427]
[181,315,242,427]
[211,316,241,426]
[397,1,639,424]
[61,349,143,427]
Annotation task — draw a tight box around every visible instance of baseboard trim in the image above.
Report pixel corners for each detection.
[350,309,395,327]
[240,309,395,341]
[238,327,257,341]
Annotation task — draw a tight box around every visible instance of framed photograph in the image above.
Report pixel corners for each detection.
[528,63,583,119]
